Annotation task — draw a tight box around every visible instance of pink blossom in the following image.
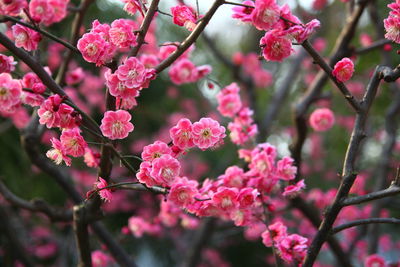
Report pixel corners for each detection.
[261,221,287,247]
[332,57,354,82]
[212,187,239,212]
[384,16,400,43]
[29,0,54,24]
[117,57,154,89]
[105,70,140,99]
[60,128,87,157]
[168,177,198,207]
[21,92,44,107]
[150,154,181,186]
[216,83,242,118]
[128,216,150,237]
[46,137,71,166]
[364,254,386,267]
[100,110,134,140]
[218,166,246,188]
[252,69,273,88]
[141,141,172,162]
[84,148,100,168]
[192,117,226,150]
[0,54,16,73]
[137,161,157,187]
[48,0,70,24]
[120,0,142,16]
[283,179,306,197]
[248,150,274,177]
[0,73,21,111]
[171,5,197,31]
[360,33,373,47]
[169,59,198,85]
[277,234,308,263]
[91,250,111,267]
[309,108,335,132]
[251,0,280,31]
[260,30,293,62]
[96,177,112,202]
[77,33,111,66]
[65,67,84,85]
[0,0,27,16]
[12,25,41,51]
[237,188,259,208]
[170,118,195,150]
[232,0,254,23]
[140,54,159,68]
[276,157,297,181]
[37,94,77,129]
[312,0,328,10]
[109,19,138,48]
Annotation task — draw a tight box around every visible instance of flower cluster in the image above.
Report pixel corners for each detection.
[0,0,27,16]
[29,0,70,26]
[384,1,400,44]
[232,0,320,62]
[77,19,139,66]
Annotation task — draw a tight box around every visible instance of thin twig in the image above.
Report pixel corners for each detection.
[341,185,400,206]
[331,218,400,234]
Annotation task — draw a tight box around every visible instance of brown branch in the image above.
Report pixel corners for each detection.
[302,64,400,267]
[73,205,92,267]
[0,179,72,221]
[341,185,400,207]
[155,0,225,73]
[331,218,400,234]
[130,0,160,57]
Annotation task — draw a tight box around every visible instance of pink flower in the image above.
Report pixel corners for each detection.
[0,0,27,16]
[260,30,293,62]
[261,221,287,247]
[312,0,328,10]
[65,68,84,85]
[60,128,87,157]
[46,137,71,166]
[212,187,239,212]
[332,57,354,82]
[29,0,54,25]
[105,70,140,99]
[137,161,157,187]
[0,54,16,73]
[109,19,138,48]
[232,0,254,23]
[169,59,198,85]
[91,250,111,267]
[169,118,195,150]
[364,254,386,267]
[168,177,198,207]
[283,179,306,197]
[216,83,242,118]
[276,234,308,263]
[251,0,280,31]
[96,177,112,202]
[248,150,274,177]
[128,216,150,238]
[237,188,259,208]
[141,141,172,162]
[121,0,143,16]
[84,148,100,168]
[171,5,197,31]
[37,94,77,129]
[276,157,297,181]
[0,73,21,111]
[77,33,111,66]
[116,57,154,89]
[100,110,134,140]
[252,69,273,88]
[150,154,181,186]
[309,108,335,132]
[192,117,226,150]
[384,16,400,44]
[219,166,246,188]
[12,24,41,51]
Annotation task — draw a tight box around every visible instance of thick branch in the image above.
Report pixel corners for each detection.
[0,179,72,221]
[73,205,92,267]
[331,218,400,234]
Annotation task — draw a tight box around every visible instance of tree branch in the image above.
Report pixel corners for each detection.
[341,185,400,207]
[331,218,400,234]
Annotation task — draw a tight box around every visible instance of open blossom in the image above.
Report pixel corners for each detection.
[218,166,246,188]
[276,157,297,181]
[60,128,87,157]
[92,250,111,267]
[46,138,71,166]
[105,70,140,100]
[309,108,335,132]
[251,0,280,31]
[109,19,138,48]
[364,254,386,267]
[216,83,242,118]
[168,177,198,207]
[96,177,112,202]
[171,5,197,31]
[65,68,84,86]
[77,33,110,66]
[37,94,77,129]
[117,57,155,89]
[192,118,226,150]
[0,73,21,111]
[137,161,157,187]
[150,154,181,186]
[332,57,354,82]
[170,118,194,150]
[277,234,308,263]
[232,0,254,22]
[169,59,198,85]
[0,54,16,73]
[12,25,42,51]
[384,16,400,43]
[260,30,293,62]
[283,179,306,197]
[0,0,27,16]
[212,187,239,212]
[261,221,287,247]
[141,141,172,162]
[100,110,134,140]
[84,148,100,168]
[121,0,143,16]
[29,0,69,26]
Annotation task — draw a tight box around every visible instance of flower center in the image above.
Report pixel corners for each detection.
[86,43,98,56]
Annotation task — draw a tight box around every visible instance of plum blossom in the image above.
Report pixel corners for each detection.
[169,118,195,150]
[109,19,138,48]
[0,0,27,16]
[0,54,16,73]
[232,0,254,23]
[100,110,134,140]
[261,221,287,247]
[0,73,21,111]
[260,30,293,62]
[251,0,280,31]
[216,83,242,118]
[12,25,42,51]
[116,57,155,89]
[332,57,354,82]
[96,177,112,202]
[276,234,308,263]
[192,117,226,150]
[77,33,110,66]
[60,128,88,157]
[309,108,335,132]
[91,250,111,267]
[283,179,306,198]
[46,138,71,166]
[150,154,181,186]
[171,5,197,31]
[141,141,172,162]
[364,254,386,267]
[168,177,198,207]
